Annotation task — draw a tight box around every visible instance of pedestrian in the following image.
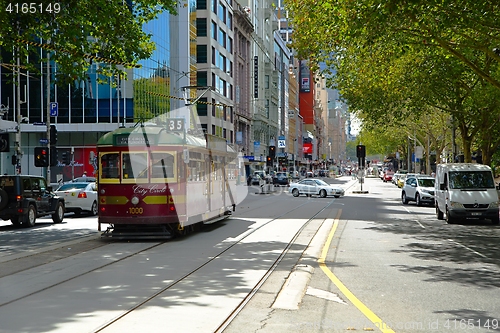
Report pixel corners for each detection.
[82,171,87,178]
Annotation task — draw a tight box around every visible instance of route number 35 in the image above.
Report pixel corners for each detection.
[168,118,185,132]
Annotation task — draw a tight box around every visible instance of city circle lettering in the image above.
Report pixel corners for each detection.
[132,184,168,196]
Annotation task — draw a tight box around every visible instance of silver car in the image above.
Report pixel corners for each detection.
[289,178,344,198]
[402,176,435,206]
[54,182,98,216]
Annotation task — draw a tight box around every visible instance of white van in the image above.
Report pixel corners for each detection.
[435,163,499,224]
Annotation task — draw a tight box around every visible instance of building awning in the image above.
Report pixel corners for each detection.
[0,120,18,132]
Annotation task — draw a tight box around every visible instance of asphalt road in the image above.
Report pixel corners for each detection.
[224,176,500,333]
[1,176,499,333]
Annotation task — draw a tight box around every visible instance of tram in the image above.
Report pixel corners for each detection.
[96,120,238,238]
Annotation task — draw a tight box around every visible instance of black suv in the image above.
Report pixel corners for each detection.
[0,175,65,227]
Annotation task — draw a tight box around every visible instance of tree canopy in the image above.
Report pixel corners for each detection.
[0,0,178,82]
[285,0,500,165]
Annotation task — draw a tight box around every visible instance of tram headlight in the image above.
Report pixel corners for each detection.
[100,189,105,194]
[131,196,140,205]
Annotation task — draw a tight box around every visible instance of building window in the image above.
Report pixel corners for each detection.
[212,99,216,116]
[212,124,216,135]
[212,0,217,14]
[201,124,208,134]
[218,3,225,22]
[212,47,216,65]
[218,29,226,48]
[197,98,208,116]
[223,128,227,139]
[227,13,233,30]
[197,71,208,86]
[211,21,217,40]
[197,0,207,9]
[196,18,207,36]
[228,37,233,53]
[197,45,207,63]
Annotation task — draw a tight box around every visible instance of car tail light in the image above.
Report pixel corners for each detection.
[16,195,22,201]
[78,192,87,198]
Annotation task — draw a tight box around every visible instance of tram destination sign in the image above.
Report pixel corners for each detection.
[115,134,150,146]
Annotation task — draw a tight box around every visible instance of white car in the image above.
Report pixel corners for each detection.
[289,178,345,198]
[401,176,435,206]
[54,182,98,216]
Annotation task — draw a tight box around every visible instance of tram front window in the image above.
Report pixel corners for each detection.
[151,152,175,179]
[122,153,148,180]
[101,153,120,179]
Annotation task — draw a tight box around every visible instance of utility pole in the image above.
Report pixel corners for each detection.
[15,46,22,174]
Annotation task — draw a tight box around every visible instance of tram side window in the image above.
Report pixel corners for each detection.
[101,153,120,179]
[122,153,148,180]
[151,153,175,179]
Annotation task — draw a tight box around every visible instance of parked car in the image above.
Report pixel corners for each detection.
[54,182,98,216]
[273,172,290,186]
[289,178,344,198]
[402,175,435,206]
[0,175,65,227]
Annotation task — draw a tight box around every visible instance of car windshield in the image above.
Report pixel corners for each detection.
[313,179,329,186]
[418,178,435,187]
[449,171,494,189]
[57,183,88,191]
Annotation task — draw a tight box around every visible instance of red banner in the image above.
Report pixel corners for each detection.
[303,143,312,154]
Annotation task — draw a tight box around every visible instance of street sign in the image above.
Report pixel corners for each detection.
[278,135,286,148]
[50,102,58,117]
[39,138,48,144]
[33,122,46,126]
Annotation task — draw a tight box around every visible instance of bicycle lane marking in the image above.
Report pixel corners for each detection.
[318,209,396,333]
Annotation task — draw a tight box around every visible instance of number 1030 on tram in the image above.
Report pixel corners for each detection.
[96,122,239,239]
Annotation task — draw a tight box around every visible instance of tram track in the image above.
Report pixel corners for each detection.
[92,197,341,333]
[0,183,349,332]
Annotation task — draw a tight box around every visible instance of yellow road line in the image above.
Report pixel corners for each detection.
[318,210,396,333]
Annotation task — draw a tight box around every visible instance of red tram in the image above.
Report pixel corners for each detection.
[96,121,238,238]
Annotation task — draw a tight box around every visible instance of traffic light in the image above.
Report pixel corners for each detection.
[50,125,57,144]
[266,156,272,167]
[269,145,276,159]
[61,152,71,165]
[34,147,49,167]
[356,145,366,158]
[50,146,58,167]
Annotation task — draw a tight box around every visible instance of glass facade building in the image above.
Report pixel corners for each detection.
[0,8,192,181]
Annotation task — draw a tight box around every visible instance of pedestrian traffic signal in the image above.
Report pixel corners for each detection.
[356,145,366,158]
[269,145,276,158]
[61,152,71,165]
[34,147,49,167]
[50,125,57,144]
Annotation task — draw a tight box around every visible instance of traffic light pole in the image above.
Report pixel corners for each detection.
[45,53,51,182]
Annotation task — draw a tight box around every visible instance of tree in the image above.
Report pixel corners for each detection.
[0,0,178,82]
[286,0,500,165]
